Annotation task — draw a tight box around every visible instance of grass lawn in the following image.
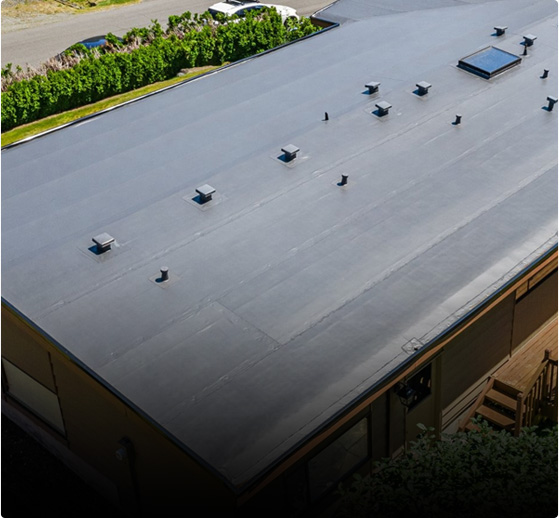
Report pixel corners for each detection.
[73,0,141,8]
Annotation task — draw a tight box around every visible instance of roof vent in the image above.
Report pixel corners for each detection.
[494,26,508,36]
[151,265,177,286]
[541,69,549,79]
[546,96,557,112]
[339,174,348,186]
[523,34,537,47]
[92,232,115,254]
[453,114,462,125]
[195,184,216,203]
[415,81,432,96]
[281,144,299,162]
[375,101,392,116]
[365,81,380,94]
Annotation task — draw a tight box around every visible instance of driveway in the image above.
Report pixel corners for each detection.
[1,0,332,68]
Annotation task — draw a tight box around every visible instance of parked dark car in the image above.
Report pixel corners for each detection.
[57,34,123,59]
[76,35,121,49]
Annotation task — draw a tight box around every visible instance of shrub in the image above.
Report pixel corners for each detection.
[1,10,320,131]
[336,419,558,518]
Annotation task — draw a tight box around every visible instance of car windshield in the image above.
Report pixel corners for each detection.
[79,36,107,49]
[237,5,265,15]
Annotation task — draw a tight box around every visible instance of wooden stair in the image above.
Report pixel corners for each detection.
[476,403,514,429]
[460,317,558,434]
[461,378,520,433]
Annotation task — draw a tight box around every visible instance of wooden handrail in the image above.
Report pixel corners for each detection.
[515,349,557,434]
[515,392,524,436]
[523,350,552,398]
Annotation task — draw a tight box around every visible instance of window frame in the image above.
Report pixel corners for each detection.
[2,357,66,435]
[306,414,371,502]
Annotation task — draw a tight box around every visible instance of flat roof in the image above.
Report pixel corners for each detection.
[2,0,557,489]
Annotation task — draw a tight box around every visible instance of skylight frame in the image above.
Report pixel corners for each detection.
[457,46,522,79]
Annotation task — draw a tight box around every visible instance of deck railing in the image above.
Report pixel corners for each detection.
[514,349,558,436]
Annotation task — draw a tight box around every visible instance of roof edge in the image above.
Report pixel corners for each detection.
[1,22,338,152]
[0,298,240,495]
[236,241,558,498]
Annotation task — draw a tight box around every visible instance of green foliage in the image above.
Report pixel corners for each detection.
[105,33,123,49]
[336,419,558,518]
[1,11,320,131]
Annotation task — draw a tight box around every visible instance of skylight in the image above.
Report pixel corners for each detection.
[458,46,521,79]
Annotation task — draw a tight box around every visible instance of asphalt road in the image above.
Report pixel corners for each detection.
[1,0,332,68]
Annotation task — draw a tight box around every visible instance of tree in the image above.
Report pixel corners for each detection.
[336,419,558,518]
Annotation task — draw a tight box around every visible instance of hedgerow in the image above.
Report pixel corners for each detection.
[1,10,318,131]
[336,419,558,518]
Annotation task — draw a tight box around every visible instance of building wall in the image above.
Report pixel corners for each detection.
[1,306,235,516]
[441,293,515,410]
[3,253,557,516]
[238,252,558,515]
[405,357,441,444]
[512,269,558,351]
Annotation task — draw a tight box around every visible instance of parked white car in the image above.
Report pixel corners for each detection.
[208,0,299,24]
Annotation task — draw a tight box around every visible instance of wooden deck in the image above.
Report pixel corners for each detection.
[494,315,558,393]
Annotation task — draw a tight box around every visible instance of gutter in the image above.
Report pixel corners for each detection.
[236,240,558,501]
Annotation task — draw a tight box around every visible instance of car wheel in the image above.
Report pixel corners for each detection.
[284,16,297,26]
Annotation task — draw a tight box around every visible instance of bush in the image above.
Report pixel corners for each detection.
[1,10,320,131]
[336,419,558,518]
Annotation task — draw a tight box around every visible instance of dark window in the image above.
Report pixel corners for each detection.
[406,364,432,410]
[2,358,65,434]
[237,6,264,16]
[308,417,369,500]
[284,464,308,513]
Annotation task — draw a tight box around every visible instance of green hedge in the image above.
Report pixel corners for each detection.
[1,10,318,131]
[336,420,558,518]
